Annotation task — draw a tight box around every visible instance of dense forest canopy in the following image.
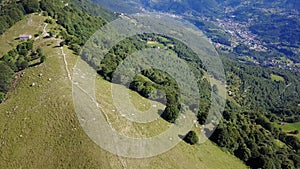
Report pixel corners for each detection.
[81,25,300,168]
[0,62,14,102]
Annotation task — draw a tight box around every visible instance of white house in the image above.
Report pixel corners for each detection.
[19,34,32,40]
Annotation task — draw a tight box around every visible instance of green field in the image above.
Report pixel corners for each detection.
[0,15,248,169]
[147,41,166,49]
[281,122,300,139]
[270,74,285,82]
[0,14,48,57]
[282,122,300,131]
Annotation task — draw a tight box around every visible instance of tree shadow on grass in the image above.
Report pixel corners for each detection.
[157,109,171,123]
[178,134,186,140]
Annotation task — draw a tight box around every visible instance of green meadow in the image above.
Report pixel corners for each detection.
[0,14,248,169]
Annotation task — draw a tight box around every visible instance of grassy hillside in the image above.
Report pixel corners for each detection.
[270,74,285,82]
[0,14,248,169]
[281,122,300,139]
[0,14,46,57]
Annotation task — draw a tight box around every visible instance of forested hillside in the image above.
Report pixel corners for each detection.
[84,30,300,168]
[0,0,299,169]
[85,1,300,167]
[0,1,248,169]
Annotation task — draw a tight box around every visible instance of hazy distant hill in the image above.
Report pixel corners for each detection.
[137,0,299,14]
[93,0,300,62]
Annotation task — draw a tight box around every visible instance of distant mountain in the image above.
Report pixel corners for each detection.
[98,0,299,16]
[91,0,142,14]
[91,0,299,19]
[137,0,223,17]
[137,0,299,14]
[93,0,300,63]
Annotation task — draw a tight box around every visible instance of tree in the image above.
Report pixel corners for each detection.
[285,136,300,150]
[48,30,55,37]
[16,56,28,70]
[25,40,34,51]
[212,84,218,94]
[142,85,155,98]
[7,8,24,22]
[70,44,81,55]
[0,62,14,93]
[290,154,300,168]
[234,144,251,161]
[19,61,29,70]
[0,17,9,34]
[0,92,5,103]
[37,47,43,56]
[18,48,28,56]
[197,111,208,125]
[60,41,66,47]
[44,18,53,24]
[161,104,179,123]
[22,0,40,13]
[184,131,199,145]
[40,55,46,63]
[7,49,18,58]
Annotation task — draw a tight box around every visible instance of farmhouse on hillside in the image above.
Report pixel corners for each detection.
[19,34,32,40]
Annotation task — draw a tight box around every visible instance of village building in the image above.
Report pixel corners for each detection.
[19,34,32,40]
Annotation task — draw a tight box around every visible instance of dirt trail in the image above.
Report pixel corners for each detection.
[61,47,72,81]
[42,23,49,37]
[34,23,48,40]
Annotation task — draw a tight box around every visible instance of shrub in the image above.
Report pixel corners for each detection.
[161,104,179,123]
[0,62,14,93]
[184,131,199,145]
[40,55,46,63]
[0,92,5,103]
[45,18,53,24]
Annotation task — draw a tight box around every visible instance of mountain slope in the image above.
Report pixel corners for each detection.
[93,0,300,62]
[1,1,299,169]
[0,13,248,169]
